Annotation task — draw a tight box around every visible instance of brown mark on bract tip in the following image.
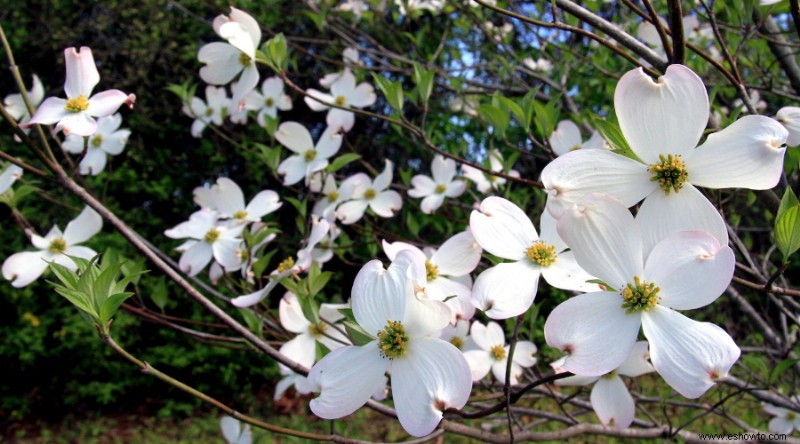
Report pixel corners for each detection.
[563,344,574,355]
[433,398,447,412]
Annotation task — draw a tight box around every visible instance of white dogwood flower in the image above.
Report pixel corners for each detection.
[4,74,44,134]
[242,77,292,127]
[193,177,282,224]
[763,398,800,434]
[408,155,467,214]
[198,7,261,108]
[548,120,606,156]
[776,106,800,147]
[541,65,788,255]
[0,164,23,195]
[164,209,244,277]
[305,70,376,132]
[26,47,135,136]
[383,230,482,322]
[220,416,251,444]
[312,173,369,220]
[307,251,472,437]
[552,341,654,429]
[336,160,402,224]
[319,47,362,89]
[439,319,474,351]
[463,321,538,385]
[61,113,130,176]
[182,86,230,138]
[470,196,599,319]
[544,194,740,398]
[275,123,342,186]
[2,207,102,287]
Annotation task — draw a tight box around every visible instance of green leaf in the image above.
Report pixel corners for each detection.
[769,358,799,384]
[280,277,302,296]
[297,293,320,324]
[591,117,641,162]
[308,271,332,298]
[284,196,307,219]
[777,188,799,221]
[52,285,97,319]
[776,205,800,261]
[478,104,509,138]
[412,63,435,106]
[327,153,362,173]
[239,309,263,336]
[338,308,357,324]
[344,321,375,346]
[263,33,288,71]
[150,278,168,311]
[372,74,404,111]
[48,262,79,289]
[494,96,526,127]
[586,278,617,292]
[99,292,134,325]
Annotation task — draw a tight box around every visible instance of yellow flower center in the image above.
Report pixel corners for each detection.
[648,154,689,195]
[205,108,214,117]
[91,135,103,148]
[490,344,506,361]
[620,276,660,314]
[570,144,582,152]
[326,191,339,202]
[425,260,439,281]
[204,228,221,244]
[526,241,557,267]
[377,320,408,360]
[48,237,67,254]
[308,322,328,337]
[236,248,250,262]
[334,95,346,106]
[265,97,274,107]
[449,336,464,349]
[277,257,295,273]
[434,184,447,194]
[788,412,797,421]
[64,95,89,112]
[239,52,252,66]
[233,210,248,220]
[363,188,377,200]
[304,149,318,162]
[601,370,618,379]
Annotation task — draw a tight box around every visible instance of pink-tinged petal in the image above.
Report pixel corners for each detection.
[445,180,466,198]
[541,149,654,219]
[339,173,369,199]
[179,242,213,277]
[315,125,343,159]
[96,112,122,134]
[408,175,436,198]
[64,206,102,245]
[636,184,727,257]
[469,196,537,261]
[227,7,261,48]
[431,231,482,277]
[79,149,107,176]
[541,251,601,293]
[27,97,69,126]
[549,120,583,156]
[279,333,317,370]
[348,83,376,108]
[305,89,333,111]
[463,349,493,381]
[278,292,311,332]
[591,376,635,430]
[687,115,788,190]
[198,42,242,85]
[431,155,456,184]
[369,191,402,217]
[327,108,355,132]
[617,340,654,377]
[777,106,800,146]
[556,193,643,289]
[213,238,245,270]
[336,199,369,225]
[2,251,48,288]
[86,90,135,118]
[29,74,44,105]
[64,47,99,98]
[57,112,97,136]
[62,134,85,154]
[275,122,314,154]
[309,342,389,419]
[472,261,541,319]
[645,231,734,310]
[391,338,472,437]
[512,341,538,367]
[615,65,709,163]
[219,22,256,59]
[420,194,445,214]
[641,306,740,399]
[245,190,282,219]
[277,155,307,186]
[231,65,259,108]
[331,70,356,98]
[544,291,642,376]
